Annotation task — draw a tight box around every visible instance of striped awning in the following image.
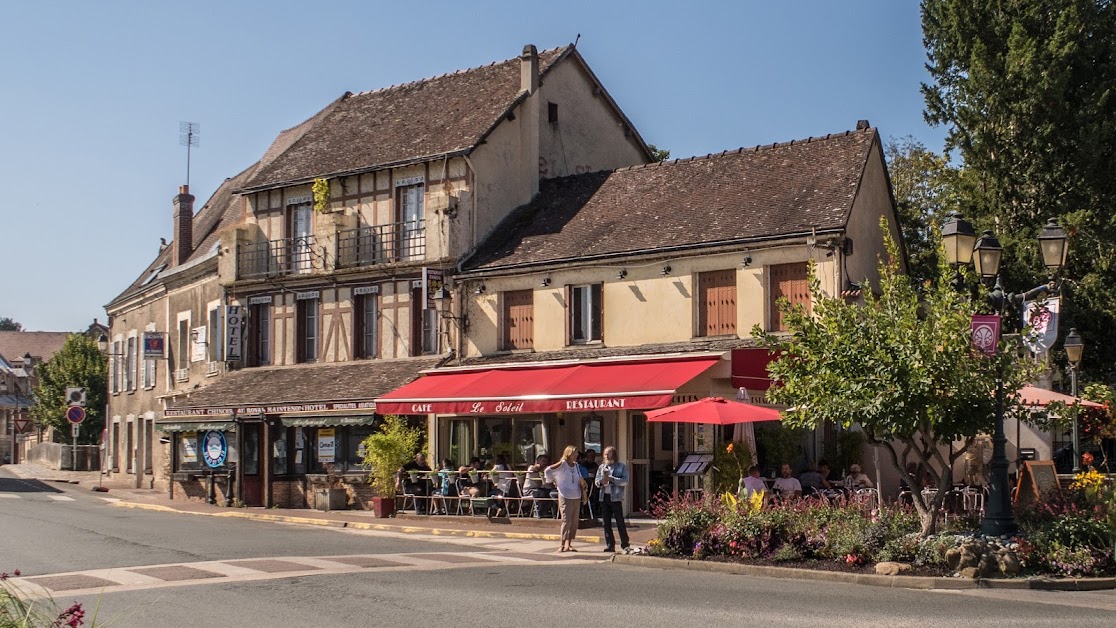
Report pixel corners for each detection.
[280,416,377,428]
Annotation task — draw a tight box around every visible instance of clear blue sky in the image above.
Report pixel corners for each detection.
[0,0,944,332]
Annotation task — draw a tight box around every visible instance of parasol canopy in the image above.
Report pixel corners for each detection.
[644,396,782,425]
[1018,385,1103,408]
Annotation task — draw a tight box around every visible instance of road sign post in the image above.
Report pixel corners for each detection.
[66,406,85,471]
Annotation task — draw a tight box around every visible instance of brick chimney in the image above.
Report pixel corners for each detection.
[173,184,195,266]
[520,44,539,95]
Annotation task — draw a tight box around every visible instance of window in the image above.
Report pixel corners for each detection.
[208,307,223,363]
[297,298,319,363]
[288,202,314,273]
[548,101,559,123]
[353,293,378,359]
[124,336,136,391]
[249,303,271,367]
[441,417,549,468]
[397,183,424,260]
[143,353,156,389]
[697,269,737,337]
[569,284,602,344]
[177,319,190,370]
[582,415,602,453]
[501,290,534,351]
[769,262,811,332]
[111,340,122,393]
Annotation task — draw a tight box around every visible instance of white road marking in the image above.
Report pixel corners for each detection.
[48,495,75,502]
[98,497,122,502]
[0,493,20,498]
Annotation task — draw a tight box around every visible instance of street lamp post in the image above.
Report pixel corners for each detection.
[1064,328,1084,472]
[941,214,1069,537]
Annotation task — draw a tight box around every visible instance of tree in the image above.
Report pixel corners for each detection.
[921,0,1116,380]
[29,334,106,445]
[646,144,671,162]
[885,136,961,283]
[753,228,1035,536]
[0,317,21,331]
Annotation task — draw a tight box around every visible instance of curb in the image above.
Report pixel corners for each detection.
[109,501,603,543]
[610,554,1116,591]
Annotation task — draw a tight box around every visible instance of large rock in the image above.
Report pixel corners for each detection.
[875,561,912,576]
[959,566,980,579]
[997,552,1022,576]
[945,547,962,570]
[958,545,981,569]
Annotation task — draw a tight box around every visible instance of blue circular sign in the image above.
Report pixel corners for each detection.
[201,430,227,468]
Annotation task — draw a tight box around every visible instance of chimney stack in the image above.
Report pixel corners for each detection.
[173,184,195,266]
[521,44,539,95]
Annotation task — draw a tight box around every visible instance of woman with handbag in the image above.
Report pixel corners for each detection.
[544,445,584,552]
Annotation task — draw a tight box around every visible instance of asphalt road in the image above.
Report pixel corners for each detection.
[5,469,1116,627]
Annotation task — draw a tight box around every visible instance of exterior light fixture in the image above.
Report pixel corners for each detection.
[540,277,551,287]
[473,284,486,295]
[973,230,1003,280]
[617,269,627,280]
[1038,218,1069,273]
[97,334,109,353]
[661,265,671,276]
[1064,328,1084,365]
[941,212,977,267]
[741,255,753,268]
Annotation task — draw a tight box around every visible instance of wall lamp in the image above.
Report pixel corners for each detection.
[741,255,753,268]
[661,264,672,276]
[540,277,551,287]
[473,284,486,295]
[617,269,627,280]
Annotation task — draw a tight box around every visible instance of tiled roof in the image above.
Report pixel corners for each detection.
[455,338,756,367]
[107,163,258,307]
[467,128,877,271]
[242,47,571,190]
[0,331,73,364]
[167,357,443,410]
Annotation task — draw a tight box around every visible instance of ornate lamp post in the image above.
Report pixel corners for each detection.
[941,214,1069,536]
[1063,328,1084,472]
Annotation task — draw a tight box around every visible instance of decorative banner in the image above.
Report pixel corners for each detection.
[971,314,1002,356]
[225,305,243,362]
[318,428,336,463]
[1023,297,1060,354]
[191,326,207,362]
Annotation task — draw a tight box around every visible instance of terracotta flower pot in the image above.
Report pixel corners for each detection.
[372,496,396,518]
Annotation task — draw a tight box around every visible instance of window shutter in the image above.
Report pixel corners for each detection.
[108,345,117,393]
[502,290,534,350]
[769,262,810,332]
[697,270,737,337]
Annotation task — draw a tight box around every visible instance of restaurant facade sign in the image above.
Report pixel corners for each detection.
[374,393,674,416]
[164,400,377,418]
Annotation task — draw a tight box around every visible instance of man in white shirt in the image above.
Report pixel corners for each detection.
[739,465,768,499]
[772,463,802,499]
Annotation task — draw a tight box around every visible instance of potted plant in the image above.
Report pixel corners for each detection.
[362,415,423,518]
[314,463,349,512]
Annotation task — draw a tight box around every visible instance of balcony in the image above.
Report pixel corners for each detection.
[236,236,317,280]
[336,220,425,269]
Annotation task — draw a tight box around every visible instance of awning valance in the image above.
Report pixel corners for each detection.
[280,416,378,428]
[156,420,235,433]
[731,348,777,391]
[376,355,721,415]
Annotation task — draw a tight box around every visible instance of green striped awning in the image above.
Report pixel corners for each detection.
[156,421,235,433]
[280,416,377,428]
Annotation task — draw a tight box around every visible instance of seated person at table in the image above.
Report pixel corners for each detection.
[398,452,432,514]
[583,450,600,476]
[525,454,556,517]
[817,460,838,489]
[798,463,824,495]
[843,464,874,490]
[431,458,456,514]
[772,463,802,500]
[738,465,768,500]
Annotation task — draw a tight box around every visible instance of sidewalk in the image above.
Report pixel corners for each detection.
[1,463,658,547]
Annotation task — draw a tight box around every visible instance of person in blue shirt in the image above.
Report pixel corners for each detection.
[594,445,631,553]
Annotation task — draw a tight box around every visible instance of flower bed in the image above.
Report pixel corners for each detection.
[647,475,1116,579]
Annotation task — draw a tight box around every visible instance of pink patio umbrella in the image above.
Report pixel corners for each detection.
[644,396,782,425]
[1018,385,1103,408]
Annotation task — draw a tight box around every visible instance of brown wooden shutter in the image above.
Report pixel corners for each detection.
[502,290,534,350]
[697,270,737,337]
[769,262,811,332]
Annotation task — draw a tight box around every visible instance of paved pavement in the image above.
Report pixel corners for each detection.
[0,462,658,547]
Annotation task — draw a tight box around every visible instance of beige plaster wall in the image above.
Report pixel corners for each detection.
[536,58,648,179]
[844,139,902,289]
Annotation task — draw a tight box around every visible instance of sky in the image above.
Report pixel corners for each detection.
[0,0,945,332]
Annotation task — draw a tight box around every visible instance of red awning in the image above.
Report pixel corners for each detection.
[375,356,722,415]
[731,348,777,391]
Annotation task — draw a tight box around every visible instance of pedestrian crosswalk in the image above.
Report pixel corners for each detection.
[8,550,609,599]
[0,492,81,501]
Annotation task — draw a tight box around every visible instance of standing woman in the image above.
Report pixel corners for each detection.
[544,445,584,552]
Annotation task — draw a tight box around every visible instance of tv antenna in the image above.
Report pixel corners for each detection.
[179,121,199,188]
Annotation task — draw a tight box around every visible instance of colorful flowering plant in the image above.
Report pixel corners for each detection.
[2,568,97,627]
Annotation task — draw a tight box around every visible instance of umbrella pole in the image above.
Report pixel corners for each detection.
[673,422,679,496]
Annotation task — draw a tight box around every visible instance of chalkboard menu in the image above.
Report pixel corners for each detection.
[1014,460,1061,505]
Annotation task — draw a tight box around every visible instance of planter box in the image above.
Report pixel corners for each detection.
[314,487,348,511]
[372,496,396,518]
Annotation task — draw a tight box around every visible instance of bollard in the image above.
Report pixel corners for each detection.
[207,471,216,505]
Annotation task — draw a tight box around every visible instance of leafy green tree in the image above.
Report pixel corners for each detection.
[361,415,424,497]
[921,0,1116,379]
[29,334,106,444]
[646,144,671,162]
[885,136,961,283]
[754,231,1035,536]
[0,317,21,331]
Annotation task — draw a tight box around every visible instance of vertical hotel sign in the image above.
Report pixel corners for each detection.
[971,314,1001,356]
[423,267,444,308]
[225,305,243,362]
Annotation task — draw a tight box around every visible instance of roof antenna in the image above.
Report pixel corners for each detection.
[573,33,580,47]
[179,121,199,188]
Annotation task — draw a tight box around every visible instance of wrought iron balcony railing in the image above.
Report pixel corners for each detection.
[236,236,316,279]
[336,220,425,269]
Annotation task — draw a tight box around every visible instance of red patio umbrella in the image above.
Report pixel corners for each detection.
[1018,385,1103,408]
[644,396,782,425]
